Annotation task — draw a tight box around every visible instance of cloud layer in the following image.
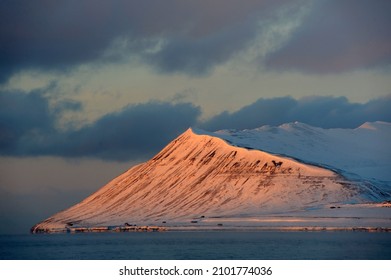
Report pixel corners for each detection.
[0,0,289,82]
[1,88,390,161]
[0,89,200,160]
[2,0,389,83]
[201,95,391,131]
[266,0,391,73]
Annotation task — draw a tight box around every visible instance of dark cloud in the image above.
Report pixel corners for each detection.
[1,88,390,159]
[143,20,258,75]
[201,95,391,131]
[2,1,389,81]
[59,101,201,160]
[0,88,56,153]
[266,0,391,73]
[0,0,291,83]
[0,89,200,160]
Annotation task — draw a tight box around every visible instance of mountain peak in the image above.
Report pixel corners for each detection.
[357,121,391,131]
[31,123,391,233]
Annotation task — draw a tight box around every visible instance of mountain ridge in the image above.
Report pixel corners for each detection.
[31,123,391,233]
[201,121,391,186]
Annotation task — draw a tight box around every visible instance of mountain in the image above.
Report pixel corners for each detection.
[31,122,391,233]
[210,121,391,186]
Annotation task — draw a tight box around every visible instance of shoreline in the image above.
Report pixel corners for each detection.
[31,203,391,234]
[31,225,391,234]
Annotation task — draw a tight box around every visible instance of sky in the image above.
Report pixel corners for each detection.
[0,0,391,233]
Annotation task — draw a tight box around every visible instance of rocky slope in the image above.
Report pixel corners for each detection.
[31,127,388,232]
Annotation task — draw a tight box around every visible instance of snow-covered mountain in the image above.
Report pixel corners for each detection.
[204,121,391,189]
[31,122,391,232]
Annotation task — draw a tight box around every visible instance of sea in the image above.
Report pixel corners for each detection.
[1,231,390,260]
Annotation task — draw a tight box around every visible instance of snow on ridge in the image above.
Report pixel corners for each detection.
[357,121,391,131]
[191,122,391,187]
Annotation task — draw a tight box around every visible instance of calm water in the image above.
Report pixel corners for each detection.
[1,231,390,260]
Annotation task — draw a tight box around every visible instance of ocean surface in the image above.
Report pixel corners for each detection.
[1,231,390,260]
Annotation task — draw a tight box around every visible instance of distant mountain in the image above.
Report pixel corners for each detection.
[206,121,391,188]
[31,122,391,233]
